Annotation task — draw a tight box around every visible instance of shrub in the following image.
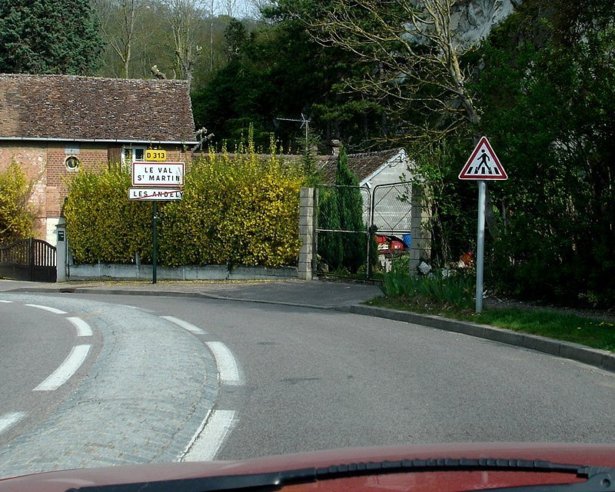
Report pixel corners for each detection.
[65,141,305,267]
[317,146,367,273]
[382,256,474,310]
[64,168,151,263]
[0,162,35,244]
[159,148,304,268]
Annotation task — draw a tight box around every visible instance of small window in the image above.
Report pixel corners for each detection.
[122,146,146,165]
[65,156,80,171]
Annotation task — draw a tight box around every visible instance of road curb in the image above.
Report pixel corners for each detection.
[339,305,615,373]
[3,287,334,311]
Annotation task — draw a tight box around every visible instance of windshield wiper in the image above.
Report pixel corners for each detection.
[484,470,614,492]
[68,458,615,492]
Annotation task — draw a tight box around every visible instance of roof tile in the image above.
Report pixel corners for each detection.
[0,74,196,142]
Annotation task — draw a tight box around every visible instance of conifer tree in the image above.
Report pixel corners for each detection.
[0,0,102,74]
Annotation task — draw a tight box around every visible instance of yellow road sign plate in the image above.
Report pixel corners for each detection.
[145,149,167,162]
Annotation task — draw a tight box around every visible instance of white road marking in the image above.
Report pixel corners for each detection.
[0,412,25,436]
[0,300,12,303]
[181,410,237,462]
[205,341,242,385]
[161,316,206,335]
[25,304,66,315]
[67,317,93,337]
[33,344,91,391]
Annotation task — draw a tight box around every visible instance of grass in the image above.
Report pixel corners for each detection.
[367,295,615,353]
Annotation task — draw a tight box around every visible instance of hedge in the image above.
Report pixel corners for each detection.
[64,169,151,264]
[0,162,35,244]
[64,148,304,268]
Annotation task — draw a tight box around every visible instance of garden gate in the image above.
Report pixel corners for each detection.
[0,238,57,282]
[315,181,413,278]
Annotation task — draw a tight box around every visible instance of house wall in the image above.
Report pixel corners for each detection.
[46,143,109,218]
[360,154,411,232]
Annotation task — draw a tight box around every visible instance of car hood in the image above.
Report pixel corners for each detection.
[1,442,615,492]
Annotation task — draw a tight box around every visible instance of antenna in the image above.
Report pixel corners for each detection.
[275,113,311,151]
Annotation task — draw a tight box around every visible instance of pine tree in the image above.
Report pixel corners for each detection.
[317,188,343,271]
[335,147,366,272]
[0,0,102,75]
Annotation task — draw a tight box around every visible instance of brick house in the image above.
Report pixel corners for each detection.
[0,74,197,245]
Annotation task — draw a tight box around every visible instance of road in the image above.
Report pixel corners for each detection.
[1,292,614,478]
[0,300,99,447]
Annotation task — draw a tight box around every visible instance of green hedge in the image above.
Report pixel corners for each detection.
[64,150,304,267]
[64,169,151,263]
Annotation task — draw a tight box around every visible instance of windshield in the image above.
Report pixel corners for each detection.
[0,0,614,490]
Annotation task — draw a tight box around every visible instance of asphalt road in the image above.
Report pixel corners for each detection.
[0,300,93,445]
[1,292,614,478]
[124,295,614,458]
[0,293,216,478]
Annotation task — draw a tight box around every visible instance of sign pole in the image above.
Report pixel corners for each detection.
[459,136,507,314]
[130,153,183,285]
[475,181,486,313]
[152,201,158,284]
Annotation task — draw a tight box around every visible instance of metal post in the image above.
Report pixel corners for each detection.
[475,181,486,313]
[28,237,34,281]
[56,221,67,282]
[152,201,158,284]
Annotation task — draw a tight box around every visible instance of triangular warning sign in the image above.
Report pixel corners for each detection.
[459,136,508,180]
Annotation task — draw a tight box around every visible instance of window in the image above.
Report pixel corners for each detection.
[122,146,146,167]
[65,156,80,171]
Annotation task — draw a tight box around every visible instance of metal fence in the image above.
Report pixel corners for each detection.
[315,181,413,277]
[370,181,413,234]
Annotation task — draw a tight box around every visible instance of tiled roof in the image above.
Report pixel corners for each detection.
[0,74,196,143]
[318,148,403,184]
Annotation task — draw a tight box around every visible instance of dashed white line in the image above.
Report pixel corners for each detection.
[205,341,242,385]
[33,344,91,391]
[67,317,93,337]
[25,304,66,315]
[0,412,25,436]
[161,316,206,335]
[181,410,237,462]
[0,300,12,303]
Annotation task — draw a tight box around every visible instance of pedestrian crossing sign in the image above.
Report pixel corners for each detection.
[459,136,508,180]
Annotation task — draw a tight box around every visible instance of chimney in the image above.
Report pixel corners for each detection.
[331,139,342,157]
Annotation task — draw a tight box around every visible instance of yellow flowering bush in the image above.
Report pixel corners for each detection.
[64,168,151,264]
[159,146,304,267]
[0,162,35,244]
[65,143,304,267]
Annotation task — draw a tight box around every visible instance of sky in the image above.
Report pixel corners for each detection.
[212,0,264,18]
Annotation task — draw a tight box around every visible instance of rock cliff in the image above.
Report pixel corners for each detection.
[450,0,524,47]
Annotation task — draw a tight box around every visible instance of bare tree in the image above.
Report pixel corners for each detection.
[248,0,271,18]
[287,0,494,142]
[207,0,218,72]
[223,0,237,17]
[94,0,140,78]
[166,0,204,83]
